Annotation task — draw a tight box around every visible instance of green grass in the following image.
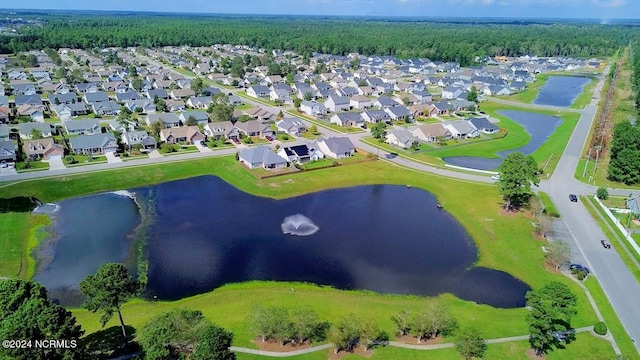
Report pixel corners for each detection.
[572,77,598,110]
[538,191,560,218]
[65,155,107,166]
[507,73,550,103]
[0,213,49,279]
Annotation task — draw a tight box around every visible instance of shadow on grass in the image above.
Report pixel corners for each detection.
[0,197,39,213]
[81,325,141,359]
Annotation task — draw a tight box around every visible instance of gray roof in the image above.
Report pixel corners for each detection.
[18,122,53,135]
[0,124,8,138]
[445,120,477,134]
[0,140,15,158]
[179,111,209,122]
[147,89,169,99]
[385,106,411,117]
[15,94,42,106]
[147,113,181,125]
[0,95,8,107]
[469,117,499,131]
[320,136,355,154]
[69,133,117,150]
[115,90,141,102]
[277,117,305,130]
[48,92,78,104]
[64,118,100,132]
[84,91,109,103]
[387,129,416,144]
[328,94,349,105]
[239,145,287,166]
[123,130,156,146]
[375,95,398,107]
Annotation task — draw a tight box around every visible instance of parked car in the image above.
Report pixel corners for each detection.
[265,135,273,141]
[569,263,590,274]
[232,138,240,144]
[569,194,578,202]
[491,174,500,180]
[200,140,207,147]
[601,239,612,249]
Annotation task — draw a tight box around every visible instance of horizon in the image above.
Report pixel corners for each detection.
[1,0,638,20]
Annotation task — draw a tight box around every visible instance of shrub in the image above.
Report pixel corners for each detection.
[597,187,609,200]
[63,155,77,164]
[594,322,608,335]
[576,270,587,281]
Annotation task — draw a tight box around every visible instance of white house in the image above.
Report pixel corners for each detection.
[325,95,351,112]
[443,121,480,138]
[300,101,327,117]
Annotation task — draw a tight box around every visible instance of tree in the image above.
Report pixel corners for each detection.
[277,110,284,120]
[30,128,43,140]
[391,309,411,337]
[409,305,457,343]
[497,152,539,210]
[79,263,140,340]
[402,96,411,106]
[303,91,313,101]
[155,99,167,112]
[191,77,205,95]
[0,279,85,360]
[371,122,387,141]
[208,93,234,122]
[536,214,554,239]
[597,187,609,200]
[455,327,487,360]
[545,240,571,270]
[293,97,302,108]
[139,309,235,360]
[329,314,381,353]
[526,282,577,356]
[309,124,319,135]
[467,86,479,103]
[185,115,198,126]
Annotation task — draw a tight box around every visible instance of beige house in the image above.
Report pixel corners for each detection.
[22,138,64,160]
[160,126,205,144]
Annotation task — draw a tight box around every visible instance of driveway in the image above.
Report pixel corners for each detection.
[47,157,66,170]
[105,152,122,164]
[194,142,212,153]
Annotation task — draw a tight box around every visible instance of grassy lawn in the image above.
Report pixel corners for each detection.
[16,161,50,173]
[236,103,253,111]
[538,191,560,218]
[0,156,615,356]
[416,117,442,124]
[285,110,364,134]
[0,213,49,279]
[506,73,550,103]
[65,155,108,166]
[572,77,598,110]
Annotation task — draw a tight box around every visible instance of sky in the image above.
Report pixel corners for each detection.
[2,0,637,19]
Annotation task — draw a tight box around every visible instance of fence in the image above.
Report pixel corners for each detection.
[592,195,640,256]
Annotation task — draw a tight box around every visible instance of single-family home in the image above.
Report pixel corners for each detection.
[204,121,239,141]
[125,99,156,114]
[374,95,400,108]
[165,100,187,112]
[0,141,16,163]
[121,130,157,151]
[0,124,8,141]
[469,117,499,134]
[432,102,453,115]
[235,120,273,138]
[244,107,275,123]
[443,121,480,138]
[12,83,37,96]
[64,118,101,135]
[176,110,207,126]
[187,96,213,109]
[146,88,169,100]
[349,95,373,110]
[22,138,64,160]
[145,113,182,128]
[92,100,121,116]
[18,122,54,139]
[330,112,364,128]
[115,90,142,102]
[325,95,351,112]
[16,105,45,122]
[300,101,327,117]
[276,118,307,136]
[15,94,43,107]
[83,91,109,104]
[170,88,196,100]
[160,126,205,144]
[75,83,99,94]
[239,145,288,170]
[361,109,390,124]
[246,85,270,99]
[384,106,412,122]
[51,103,89,120]
[48,92,78,105]
[69,133,118,155]
[277,144,323,164]
[385,129,418,149]
[410,123,452,143]
[442,86,464,100]
[315,137,355,159]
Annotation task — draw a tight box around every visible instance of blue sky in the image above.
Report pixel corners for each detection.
[3,0,637,19]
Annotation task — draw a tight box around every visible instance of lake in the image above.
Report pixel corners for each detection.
[534,76,591,107]
[443,110,562,171]
[35,176,530,308]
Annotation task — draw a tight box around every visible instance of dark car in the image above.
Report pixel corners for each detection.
[601,239,612,249]
[265,135,273,141]
[232,138,240,144]
[569,263,590,274]
[569,194,578,202]
[200,140,207,147]
[550,329,575,342]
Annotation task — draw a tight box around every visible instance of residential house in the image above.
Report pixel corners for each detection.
[244,107,275,123]
[16,105,45,122]
[325,95,351,112]
[374,96,399,108]
[12,83,37,96]
[170,88,196,100]
[18,122,54,139]
[442,86,464,100]
[270,89,293,105]
[330,112,364,128]
[385,129,418,149]
[15,94,42,107]
[276,118,307,136]
[48,92,78,105]
[64,118,101,135]
[92,100,121,116]
[300,101,327,117]
[204,121,239,141]
[146,88,169,100]
[83,91,109,104]
[443,121,480,138]
[51,103,89,121]
[125,99,155,114]
[315,137,355,159]
[349,95,373,110]
[410,123,452,143]
[235,120,273,138]
[69,133,118,155]
[179,111,209,126]
[115,90,142,102]
[469,117,499,134]
[277,144,323,164]
[102,81,127,93]
[432,102,453,115]
[75,83,99,93]
[187,96,213,109]
[22,138,64,160]
[246,85,270,98]
[160,126,205,144]
[0,141,16,163]
[239,146,288,170]
[145,113,182,128]
[361,109,390,124]
[228,95,243,106]
[384,106,412,122]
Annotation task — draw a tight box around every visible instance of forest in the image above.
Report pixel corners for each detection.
[1,14,638,66]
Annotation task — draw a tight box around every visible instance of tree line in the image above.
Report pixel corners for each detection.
[607,120,640,184]
[1,15,636,66]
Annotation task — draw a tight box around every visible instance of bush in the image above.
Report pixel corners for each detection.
[63,155,77,164]
[594,322,608,335]
[159,143,177,154]
[597,187,609,200]
[576,270,587,281]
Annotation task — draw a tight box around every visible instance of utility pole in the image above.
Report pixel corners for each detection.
[593,145,601,175]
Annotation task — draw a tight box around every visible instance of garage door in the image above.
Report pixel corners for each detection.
[49,155,62,160]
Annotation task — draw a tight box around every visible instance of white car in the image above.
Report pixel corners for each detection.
[491,174,500,180]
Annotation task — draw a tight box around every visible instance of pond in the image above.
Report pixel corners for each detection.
[35,176,530,308]
[534,76,591,107]
[443,110,562,171]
